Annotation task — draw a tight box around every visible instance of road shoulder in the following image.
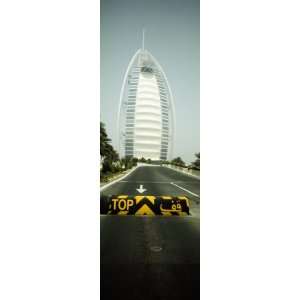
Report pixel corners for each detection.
[100,165,140,192]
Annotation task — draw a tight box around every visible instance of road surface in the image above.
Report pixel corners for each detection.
[100,165,200,300]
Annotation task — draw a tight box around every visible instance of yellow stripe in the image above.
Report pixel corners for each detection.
[185,198,190,207]
[117,211,128,215]
[135,195,145,204]
[118,195,128,199]
[135,204,155,215]
[161,212,172,216]
[179,212,188,216]
[145,196,155,205]
[178,196,190,207]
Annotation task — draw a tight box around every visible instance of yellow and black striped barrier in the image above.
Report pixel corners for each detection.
[100,195,190,216]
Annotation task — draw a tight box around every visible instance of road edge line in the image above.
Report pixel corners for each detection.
[170,182,200,198]
[100,165,140,192]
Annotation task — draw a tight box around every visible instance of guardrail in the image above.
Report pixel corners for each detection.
[162,164,200,178]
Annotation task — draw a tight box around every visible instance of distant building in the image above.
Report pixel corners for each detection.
[117,35,175,161]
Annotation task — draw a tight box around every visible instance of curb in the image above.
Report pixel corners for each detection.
[100,165,140,192]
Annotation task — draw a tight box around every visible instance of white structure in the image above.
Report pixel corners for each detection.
[117,33,175,161]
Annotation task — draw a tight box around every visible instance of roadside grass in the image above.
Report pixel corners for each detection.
[100,171,124,183]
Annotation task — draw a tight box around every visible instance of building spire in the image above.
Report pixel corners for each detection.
[142,28,145,50]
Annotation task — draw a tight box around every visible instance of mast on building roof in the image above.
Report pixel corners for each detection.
[142,28,145,50]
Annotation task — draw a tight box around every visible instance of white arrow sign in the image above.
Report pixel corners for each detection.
[136,184,147,193]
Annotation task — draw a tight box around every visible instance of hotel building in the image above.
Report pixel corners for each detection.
[117,41,175,161]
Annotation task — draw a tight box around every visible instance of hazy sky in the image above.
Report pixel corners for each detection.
[100,0,199,164]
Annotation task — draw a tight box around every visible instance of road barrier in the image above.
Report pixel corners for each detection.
[100,195,190,216]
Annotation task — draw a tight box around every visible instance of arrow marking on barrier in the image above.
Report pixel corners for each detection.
[136,184,147,193]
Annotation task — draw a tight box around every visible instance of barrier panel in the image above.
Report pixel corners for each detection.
[100,195,190,216]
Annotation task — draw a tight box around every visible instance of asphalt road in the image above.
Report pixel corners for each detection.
[100,165,200,300]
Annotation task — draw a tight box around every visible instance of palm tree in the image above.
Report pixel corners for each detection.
[171,157,185,167]
[100,121,120,174]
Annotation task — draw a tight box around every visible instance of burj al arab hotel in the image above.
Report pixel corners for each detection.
[117,32,175,161]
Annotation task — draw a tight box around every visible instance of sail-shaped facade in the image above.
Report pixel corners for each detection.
[117,48,175,161]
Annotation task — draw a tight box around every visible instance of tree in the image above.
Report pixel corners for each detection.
[105,143,119,162]
[132,157,138,166]
[171,157,185,167]
[192,152,200,169]
[121,156,136,170]
[100,122,120,174]
[100,122,111,157]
